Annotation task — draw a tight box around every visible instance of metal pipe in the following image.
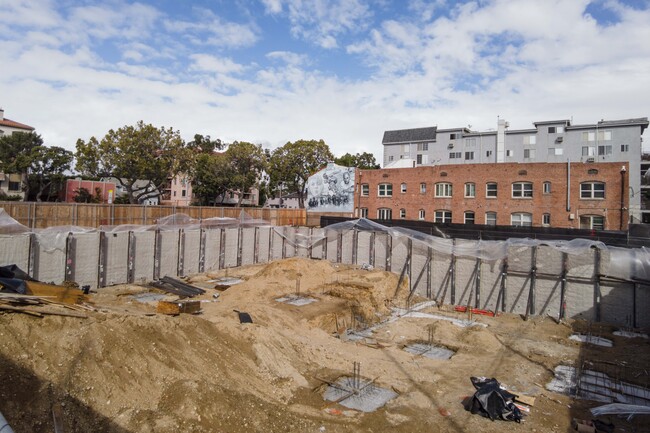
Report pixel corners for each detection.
[567,159,571,212]
[620,166,627,230]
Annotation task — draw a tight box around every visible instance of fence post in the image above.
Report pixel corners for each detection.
[127,231,135,283]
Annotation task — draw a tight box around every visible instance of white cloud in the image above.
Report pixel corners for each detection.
[189,54,246,75]
[261,0,283,14]
[266,51,309,66]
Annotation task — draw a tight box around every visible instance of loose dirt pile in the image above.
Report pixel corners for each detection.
[1,257,648,432]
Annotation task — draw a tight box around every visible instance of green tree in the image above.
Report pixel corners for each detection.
[0,131,44,200]
[334,152,380,169]
[191,152,235,206]
[28,146,73,201]
[268,139,334,208]
[226,141,267,206]
[75,121,189,204]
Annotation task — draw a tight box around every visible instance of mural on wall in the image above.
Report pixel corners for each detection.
[307,163,355,212]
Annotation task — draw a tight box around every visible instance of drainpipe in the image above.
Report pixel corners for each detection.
[620,165,627,230]
[566,159,571,212]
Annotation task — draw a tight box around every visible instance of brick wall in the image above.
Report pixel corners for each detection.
[356,162,628,230]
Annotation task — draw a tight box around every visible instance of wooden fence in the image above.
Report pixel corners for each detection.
[0,202,307,228]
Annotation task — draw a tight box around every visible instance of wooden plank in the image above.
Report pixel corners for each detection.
[25,281,86,305]
[156,300,201,315]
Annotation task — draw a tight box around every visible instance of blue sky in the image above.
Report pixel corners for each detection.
[1,0,649,161]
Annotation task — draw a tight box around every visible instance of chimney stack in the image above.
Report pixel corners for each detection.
[0,108,4,121]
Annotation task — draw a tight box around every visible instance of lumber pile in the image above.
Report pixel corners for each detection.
[150,276,206,298]
[0,281,91,318]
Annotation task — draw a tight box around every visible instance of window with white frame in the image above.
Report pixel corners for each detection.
[486,150,493,158]
[417,143,428,151]
[512,182,533,198]
[543,181,551,194]
[435,182,452,197]
[621,144,629,152]
[582,146,596,156]
[360,208,368,218]
[418,209,425,220]
[598,145,612,156]
[580,215,604,230]
[416,154,428,165]
[378,208,392,220]
[485,212,497,226]
[511,212,532,227]
[465,151,474,160]
[464,211,475,225]
[465,138,476,148]
[401,183,407,193]
[388,155,394,161]
[378,183,392,197]
[420,183,426,193]
[548,126,564,134]
[465,182,475,198]
[403,144,409,153]
[548,147,563,156]
[400,208,406,219]
[523,135,537,145]
[449,152,462,159]
[361,184,369,196]
[598,130,612,141]
[434,210,452,223]
[580,182,605,199]
[542,213,551,226]
[506,150,513,157]
[582,131,596,142]
[450,133,461,140]
[486,182,497,198]
[524,149,536,159]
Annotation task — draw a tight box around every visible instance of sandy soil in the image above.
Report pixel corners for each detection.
[1,257,649,433]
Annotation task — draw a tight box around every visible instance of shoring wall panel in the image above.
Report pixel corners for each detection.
[310,228,325,260]
[133,231,155,283]
[256,227,271,263]
[33,235,66,284]
[183,230,201,275]
[373,233,388,270]
[432,250,453,305]
[0,234,30,270]
[390,236,409,289]
[505,275,530,315]
[600,283,634,326]
[480,259,503,311]
[295,227,310,258]
[271,229,285,261]
[223,228,239,268]
[326,232,338,262]
[455,256,477,307]
[284,227,297,259]
[71,232,100,289]
[158,230,180,278]
[508,244,534,273]
[534,278,562,318]
[241,228,256,266]
[536,245,563,276]
[104,232,129,285]
[356,231,371,266]
[341,230,354,264]
[567,249,597,279]
[636,283,650,328]
[565,280,595,321]
[204,229,222,271]
[409,242,429,298]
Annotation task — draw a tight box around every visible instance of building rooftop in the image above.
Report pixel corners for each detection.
[382,126,437,144]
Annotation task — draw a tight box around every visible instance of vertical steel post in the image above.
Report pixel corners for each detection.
[386,235,392,272]
[528,246,537,316]
[177,229,185,277]
[253,227,259,264]
[198,228,207,272]
[369,232,376,267]
[352,228,358,265]
[237,227,243,267]
[99,231,108,287]
[560,252,568,320]
[594,248,602,322]
[28,233,37,278]
[219,229,226,269]
[450,239,456,305]
[426,247,432,299]
[64,232,74,282]
[127,231,135,284]
[475,258,482,308]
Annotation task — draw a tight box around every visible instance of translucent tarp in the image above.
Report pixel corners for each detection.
[0,208,30,234]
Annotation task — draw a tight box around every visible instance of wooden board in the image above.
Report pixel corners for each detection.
[25,281,86,305]
[157,300,201,315]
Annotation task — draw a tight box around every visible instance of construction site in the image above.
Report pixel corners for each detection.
[1,209,649,433]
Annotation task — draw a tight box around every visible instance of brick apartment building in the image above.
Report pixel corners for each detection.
[356,162,629,230]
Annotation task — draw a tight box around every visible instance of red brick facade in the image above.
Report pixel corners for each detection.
[355,162,629,230]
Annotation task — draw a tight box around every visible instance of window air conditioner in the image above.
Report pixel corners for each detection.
[586,157,595,163]
[556,136,563,143]
[447,143,454,149]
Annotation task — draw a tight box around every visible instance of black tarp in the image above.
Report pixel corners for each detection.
[468,377,522,423]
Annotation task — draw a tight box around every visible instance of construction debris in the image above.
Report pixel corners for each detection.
[467,377,523,423]
[156,300,202,316]
[150,276,206,298]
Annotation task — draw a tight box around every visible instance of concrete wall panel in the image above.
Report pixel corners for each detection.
[271,229,285,261]
[373,233,389,270]
[505,275,530,315]
[133,231,155,283]
[310,228,325,260]
[204,229,222,271]
[241,228,256,266]
[536,245,563,276]
[295,227,310,258]
[534,277,562,318]
[432,251,453,305]
[480,259,503,311]
[565,281,595,321]
[636,283,650,328]
[183,230,201,275]
[341,230,354,264]
[600,283,634,326]
[33,234,67,284]
[326,232,338,262]
[283,228,297,259]
[410,242,429,298]
[158,230,179,278]
[0,234,30,270]
[567,249,597,279]
[71,232,100,289]
[390,236,409,283]
[256,227,271,263]
[508,245,534,273]
[223,228,239,268]
[356,231,371,266]
[104,232,130,285]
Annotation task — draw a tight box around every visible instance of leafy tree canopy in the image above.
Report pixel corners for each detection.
[268,139,334,208]
[191,152,234,206]
[75,121,189,204]
[334,152,380,169]
[28,146,73,201]
[226,141,267,206]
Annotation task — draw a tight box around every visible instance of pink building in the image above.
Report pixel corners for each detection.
[161,174,193,206]
[63,179,116,203]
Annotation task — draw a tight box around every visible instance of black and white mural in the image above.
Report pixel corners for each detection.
[307,163,355,212]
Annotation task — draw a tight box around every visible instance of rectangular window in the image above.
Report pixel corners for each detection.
[8,181,21,191]
[512,182,533,198]
[486,150,493,158]
[403,144,409,153]
[360,208,368,218]
[580,215,604,230]
[511,213,532,227]
[450,133,461,140]
[548,147,563,156]
[548,126,564,134]
[449,152,462,159]
[378,183,393,197]
[400,183,407,193]
[581,182,605,199]
[465,138,476,148]
[598,130,612,141]
[378,208,392,220]
[543,182,551,194]
[621,144,629,152]
[506,150,513,157]
[524,149,536,159]
[361,184,369,196]
[435,210,452,223]
[548,127,555,133]
[417,143,428,151]
[582,131,596,142]
[388,155,394,162]
[400,208,406,219]
[420,183,426,193]
[598,145,612,156]
[542,213,551,226]
[418,210,425,220]
[485,212,497,226]
[464,211,475,225]
[182,189,186,197]
[416,154,422,165]
[465,151,474,160]
[582,146,596,156]
[523,135,537,145]
[435,183,452,197]
[486,183,497,198]
[464,183,475,198]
